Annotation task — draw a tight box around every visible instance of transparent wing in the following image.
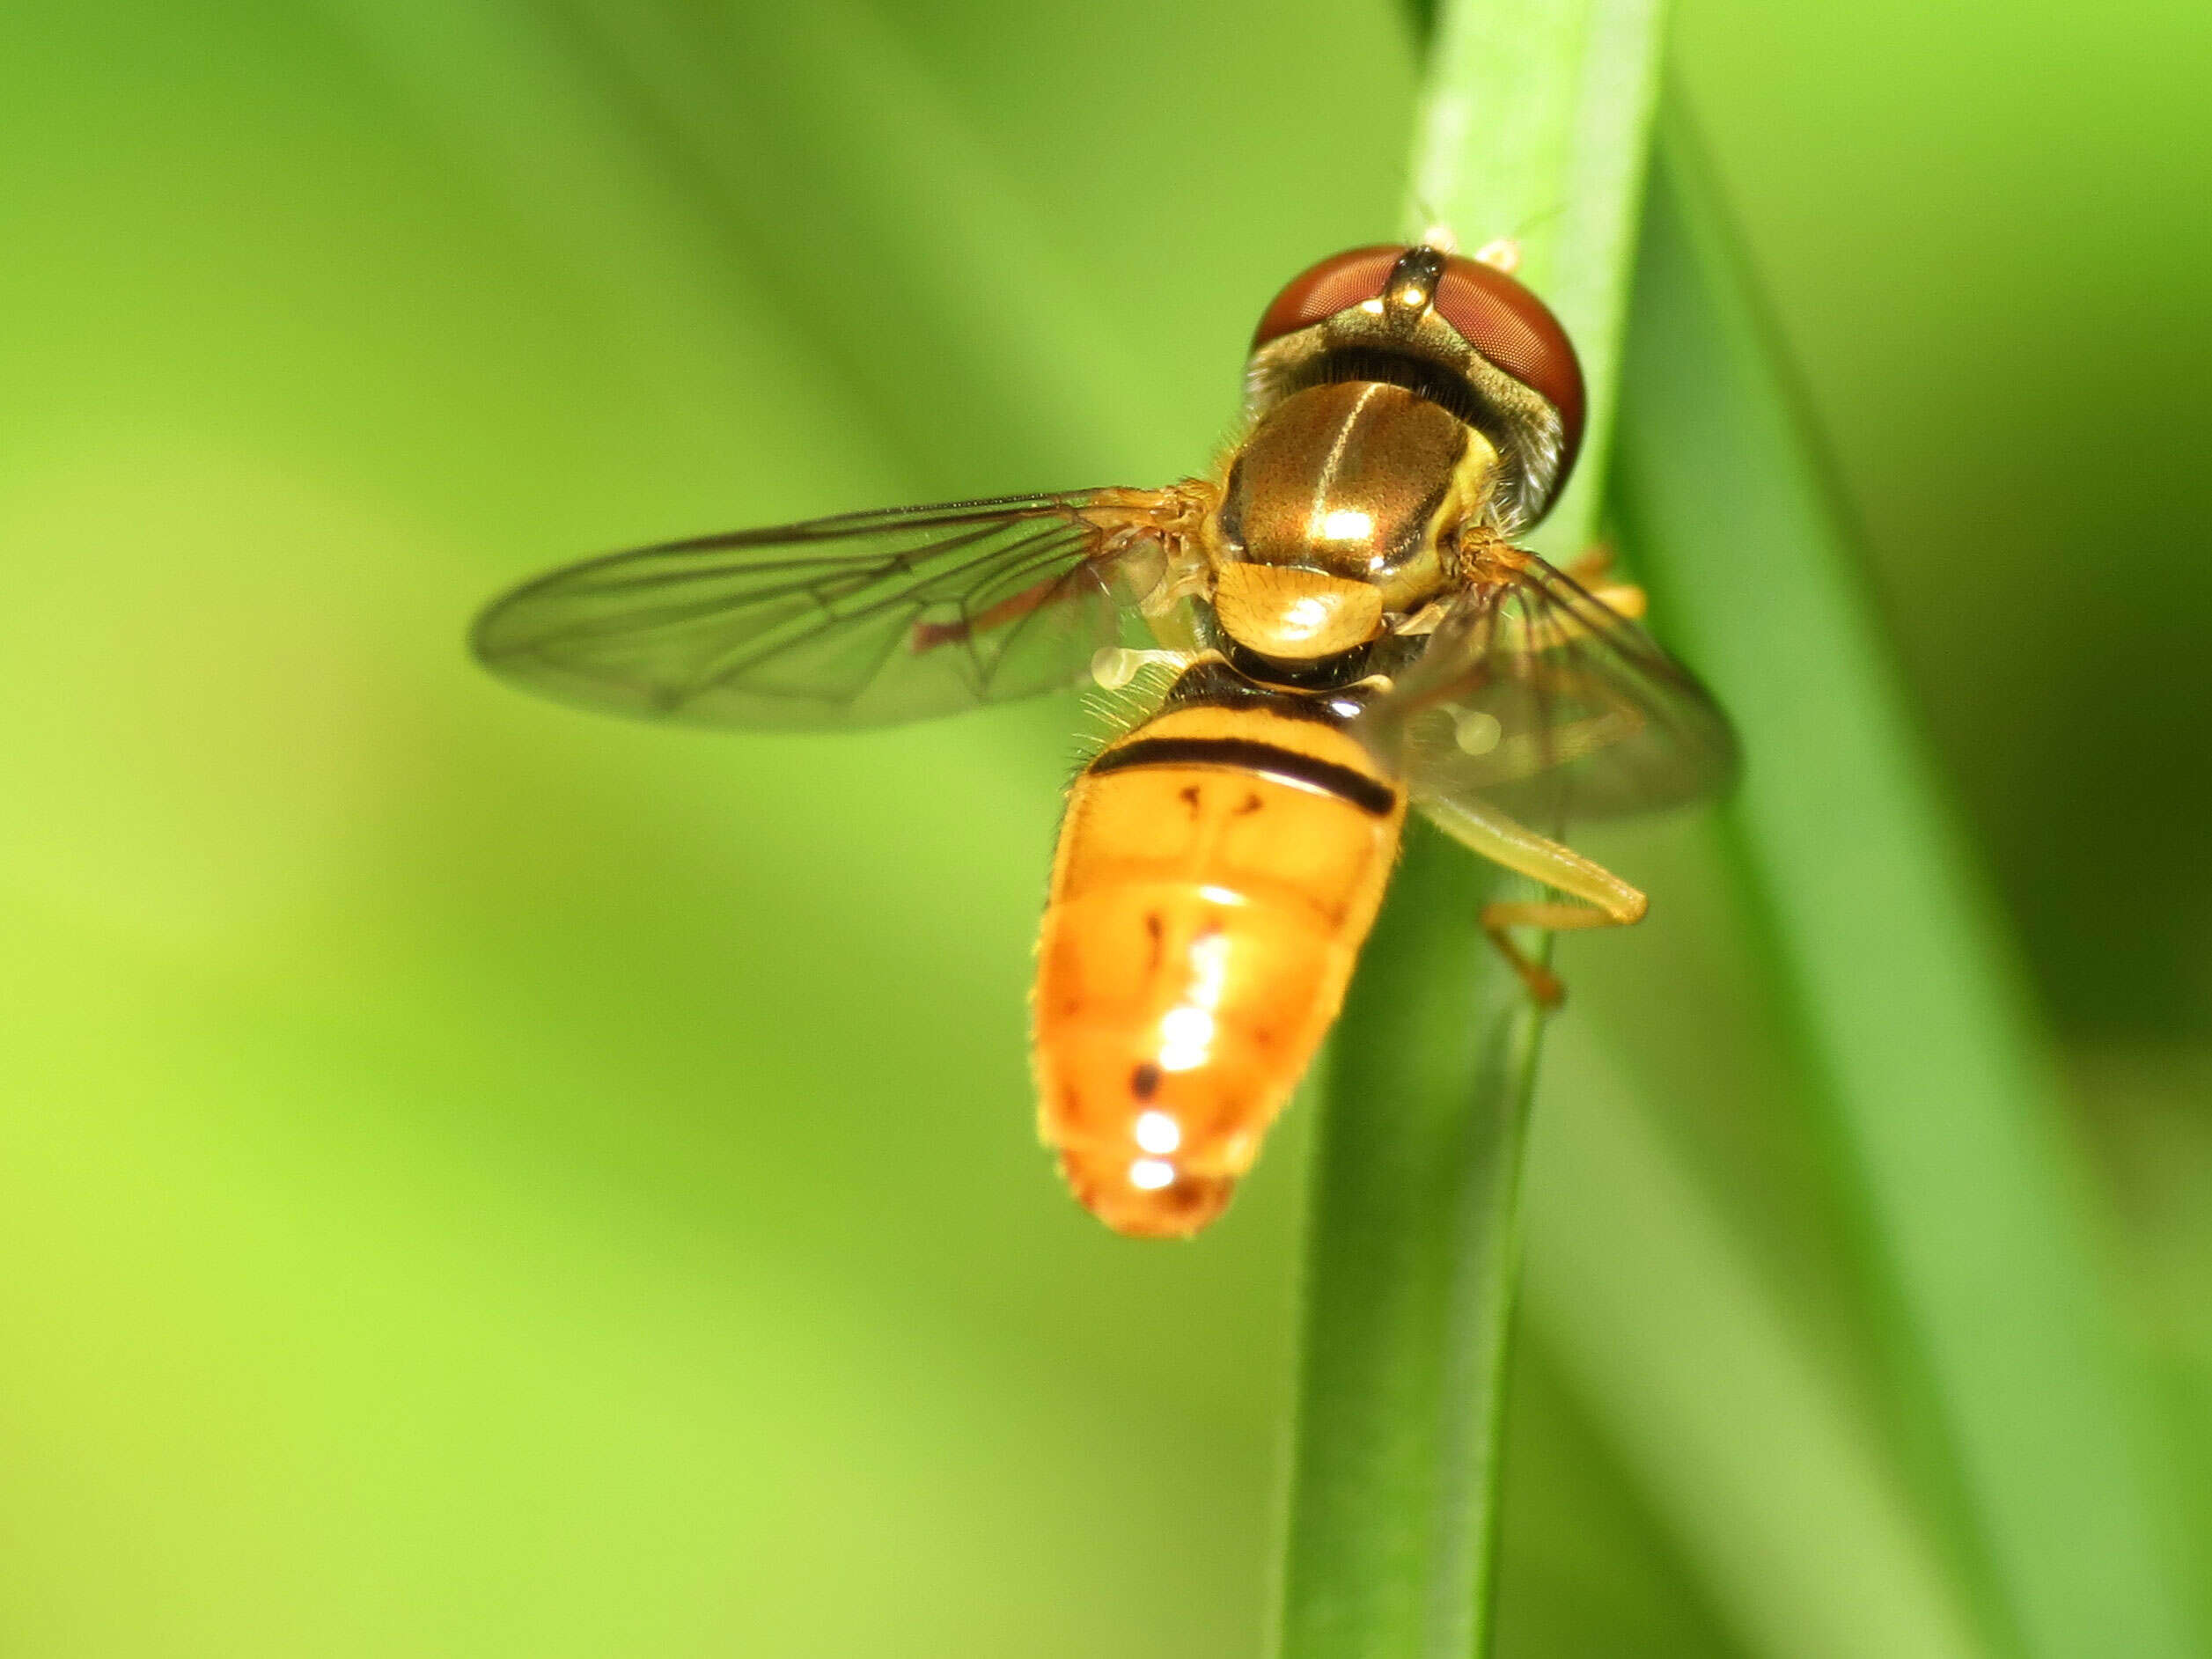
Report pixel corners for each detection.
[471,489,1185,729]
[1356,555,1738,830]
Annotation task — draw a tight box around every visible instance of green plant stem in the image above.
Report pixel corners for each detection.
[1275,4,1665,1655]
[1280,825,1541,1657]
[1407,0,1665,558]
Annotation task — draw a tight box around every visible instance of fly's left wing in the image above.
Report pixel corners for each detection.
[1355,554,1738,832]
[471,488,1199,730]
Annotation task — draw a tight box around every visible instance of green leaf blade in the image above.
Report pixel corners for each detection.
[1613,116,2202,1659]
[1276,3,1668,1653]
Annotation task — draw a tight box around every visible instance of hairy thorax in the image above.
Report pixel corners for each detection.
[1206,380,1501,661]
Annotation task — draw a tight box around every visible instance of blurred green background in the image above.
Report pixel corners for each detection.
[2,0,2207,1654]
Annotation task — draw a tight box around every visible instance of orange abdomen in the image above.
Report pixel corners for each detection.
[1033,704,1405,1237]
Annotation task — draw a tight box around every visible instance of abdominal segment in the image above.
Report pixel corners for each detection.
[1033,706,1404,1237]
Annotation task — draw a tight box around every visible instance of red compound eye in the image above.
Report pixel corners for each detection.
[1251,245,1586,482]
[1250,245,1406,352]
[1429,256,1584,459]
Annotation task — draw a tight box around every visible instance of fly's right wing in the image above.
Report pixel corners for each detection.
[1356,555,1738,833]
[471,488,1203,730]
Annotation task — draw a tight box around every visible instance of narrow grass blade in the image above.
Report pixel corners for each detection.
[1276,4,1665,1654]
[1612,114,2201,1659]
[1407,0,1665,557]
[1525,1028,1986,1659]
[1280,823,1542,1657]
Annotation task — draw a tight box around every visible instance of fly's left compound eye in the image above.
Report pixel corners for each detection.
[1248,246,1407,351]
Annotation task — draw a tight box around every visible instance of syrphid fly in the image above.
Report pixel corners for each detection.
[472,241,1738,1237]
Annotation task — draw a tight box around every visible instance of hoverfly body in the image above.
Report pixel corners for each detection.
[472,241,1738,1238]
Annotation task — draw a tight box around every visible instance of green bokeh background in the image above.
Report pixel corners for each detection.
[2,1,2207,1655]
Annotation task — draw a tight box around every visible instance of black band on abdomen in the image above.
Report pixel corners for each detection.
[1087,736,1398,817]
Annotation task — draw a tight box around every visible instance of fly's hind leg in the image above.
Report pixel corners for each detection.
[1418,793,1648,1009]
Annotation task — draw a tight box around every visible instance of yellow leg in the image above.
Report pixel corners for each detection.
[1556,543,1648,624]
[1557,542,1615,583]
[1417,792,1648,1008]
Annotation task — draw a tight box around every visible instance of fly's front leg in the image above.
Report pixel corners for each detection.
[1557,543,1648,624]
[1417,793,1648,1008]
